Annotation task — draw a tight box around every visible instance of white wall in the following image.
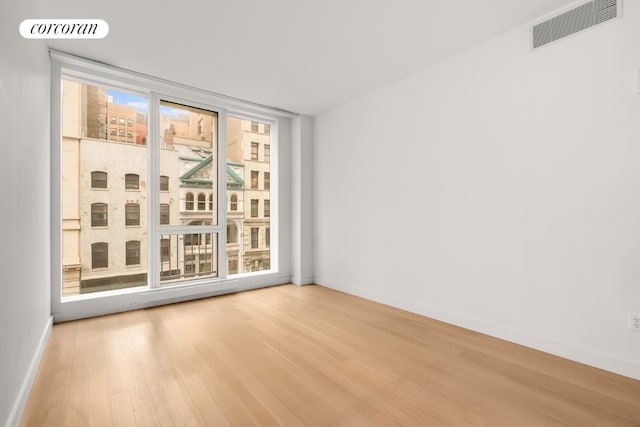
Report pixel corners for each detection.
[292,115,314,285]
[0,1,53,426]
[314,2,640,379]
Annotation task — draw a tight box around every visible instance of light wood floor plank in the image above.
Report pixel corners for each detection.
[20,284,640,426]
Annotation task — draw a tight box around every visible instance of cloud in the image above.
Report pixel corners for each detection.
[127,101,148,112]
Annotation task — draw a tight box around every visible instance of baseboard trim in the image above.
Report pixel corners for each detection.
[294,276,314,286]
[5,316,53,427]
[317,279,640,381]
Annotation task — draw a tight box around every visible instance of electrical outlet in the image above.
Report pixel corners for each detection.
[629,314,640,332]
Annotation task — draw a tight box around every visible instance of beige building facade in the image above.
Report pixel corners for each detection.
[61,81,272,296]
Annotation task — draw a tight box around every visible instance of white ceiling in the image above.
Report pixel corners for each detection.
[37,0,576,115]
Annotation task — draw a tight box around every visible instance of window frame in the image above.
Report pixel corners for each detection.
[51,52,287,322]
[151,92,226,287]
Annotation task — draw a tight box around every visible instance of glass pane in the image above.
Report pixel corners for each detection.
[61,79,149,296]
[159,101,217,227]
[226,117,271,274]
[159,233,218,283]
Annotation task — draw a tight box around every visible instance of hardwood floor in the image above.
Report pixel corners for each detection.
[21,284,640,426]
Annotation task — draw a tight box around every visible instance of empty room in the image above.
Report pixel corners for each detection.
[1,0,640,425]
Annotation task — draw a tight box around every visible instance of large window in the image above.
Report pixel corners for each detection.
[56,60,278,303]
[61,80,148,296]
[158,100,219,284]
[226,116,272,274]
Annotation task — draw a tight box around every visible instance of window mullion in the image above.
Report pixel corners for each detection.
[218,109,228,279]
[148,93,161,289]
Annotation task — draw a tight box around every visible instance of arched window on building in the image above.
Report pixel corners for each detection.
[230,194,238,211]
[125,173,139,190]
[227,223,238,243]
[91,171,107,188]
[198,193,206,210]
[186,193,194,210]
[125,241,140,265]
[91,242,108,269]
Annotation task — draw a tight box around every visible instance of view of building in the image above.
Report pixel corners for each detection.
[227,117,272,273]
[61,81,271,296]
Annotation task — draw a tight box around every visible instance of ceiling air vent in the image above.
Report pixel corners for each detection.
[532,0,621,49]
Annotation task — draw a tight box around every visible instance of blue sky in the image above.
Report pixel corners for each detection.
[107,90,189,118]
[107,90,148,112]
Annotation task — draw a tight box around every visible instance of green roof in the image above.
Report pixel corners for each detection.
[179,155,244,189]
